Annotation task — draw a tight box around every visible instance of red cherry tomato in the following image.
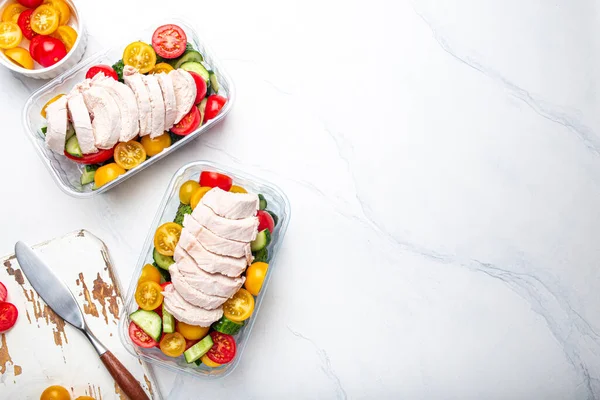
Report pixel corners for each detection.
[17,9,36,41]
[36,36,67,68]
[170,106,200,136]
[0,302,18,333]
[151,24,187,59]
[86,65,119,81]
[199,171,233,191]
[185,339,198,350]
[204,95,227,122]
[0,282,7,302]
[206,331,236,364]
[188,71,207,104]
[64,147,115,165]
[128,321,158,348]
[160,282,172,290]
[29,35,47,63]
[17,0,43,7]
[257,210,275,233]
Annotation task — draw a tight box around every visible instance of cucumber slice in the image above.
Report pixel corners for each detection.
[184,334,214,363]
[129,310,162,341]
[80,164,98,185]
[209,71,219,94]
[153,248,175,270]
[174,50,204,69]
[66,123,75,140]
[162,304,175,334]
[155,262,171,282]
[65,135,82,158]
[180,61,210,82]
[252,247,268,263]
[258,194,267,210]
[267,210,279,227]
[251,229,271,252]
[212,317,243,335]
[198,98,208,126]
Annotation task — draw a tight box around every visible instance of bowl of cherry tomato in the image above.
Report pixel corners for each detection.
[0,0,86,79]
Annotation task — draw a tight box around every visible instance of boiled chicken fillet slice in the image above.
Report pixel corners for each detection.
[175,245,245,297]
[156,72,177,129]
[124,66,151,136]
[182,215,253,262]
[169,264,228,310]
[91,73,139,141]
[170,69,196,124]
[192,203,259,242]
[162,284,223,327]
[142,74,166,138]
[67,89,97,155]
[44,95,68,153]
[82,86,122,149]
[201,187,259,220]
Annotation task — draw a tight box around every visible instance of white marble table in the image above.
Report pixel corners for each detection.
[1,0,599,398]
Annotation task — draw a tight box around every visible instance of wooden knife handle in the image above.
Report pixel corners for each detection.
[100,351,150,400]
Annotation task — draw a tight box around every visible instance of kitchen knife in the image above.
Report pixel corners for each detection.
[15,241,150,400]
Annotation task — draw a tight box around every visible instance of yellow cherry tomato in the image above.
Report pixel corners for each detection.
[223,288,255,322]
[40,385,71,400]
[201,353,221,368]
[114,141,146,170]
[2,4,26,23]
[154,222,182,256]
[244,262,268,296]
[0,22,22,49]
[94,163,125,188]
[41,94,65,118]
[52,25,77,51]
[135,281,163,310]
[5,47,34,70]
[176,321,210,340]
[123,41,156,74]
[179,180,200,205]
[138,264,162,284]
[140,132,171,157]
[43,0,70,25]
[31,5,59,35]
[159,332,186,358]
[151,62,174,74]
[75,397,95,400]
[190,186,211,210]
[229,185,247,193]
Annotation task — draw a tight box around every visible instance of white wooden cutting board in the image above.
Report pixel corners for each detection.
[0,230,160,400]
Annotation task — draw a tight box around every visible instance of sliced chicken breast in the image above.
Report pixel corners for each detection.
[201,187,260,220]
[169,264,228,310]
[45,95,68,154]
[192,203,259,242]
[156,72,177,129]
[170,69,196,124]
[142,74,166,138]
[175,231,248,277]
[91,73,139,141]
[175,246,245,297]
[67,84,98,155]
[124,66,151,136]
[182,215,253,262]
[162,284,223,327]
[82,86,122,149]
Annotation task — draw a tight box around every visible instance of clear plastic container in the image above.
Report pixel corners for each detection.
[21,19,235,198]
[118,161,291,379]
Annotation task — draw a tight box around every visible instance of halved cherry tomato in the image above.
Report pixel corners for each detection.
[36,36,66,67]
[135,281,163,311]
[114,141,146,170]
[176,321,210,341]
[43,0,70,26]
[2,4,26,23]
[160,282,172,290]
[151,24,186,59]
[0,22,22,49]
[160,332,186,357]
[5,48,34,69]
[201,353,221,368]
[94,163,125,188]
[190,186,211,210]
[229,185,247,193]
[206,331,236,364]
[18,0,44,8]
[29,34,46,62]
[204,95,227,121]
[188,71,207,104]
[52,25,77,52]
[199,171,232,191]
[257,210,275,233]
[170,106,200,136]
[64,146,114,164]
[223,288,255,322]
[85,64,118,81]
[0,282,7,302]
[75,396,96,400]
[179,180,200,204]
[138,264,161,284]
[41,93,64,118]
[151,62,174,74]
[123,41,156,74]
[154,222,182,256]
[17,9,36,40]
[141,132,171,157]
[0,301,18,332]
[31,5,59,35]
[40,385,70,400]
[244,262,268,296]
[128,321,158,348]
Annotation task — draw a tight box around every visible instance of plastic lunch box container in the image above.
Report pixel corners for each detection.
[118,161,291,379]
[21,19,235,198]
